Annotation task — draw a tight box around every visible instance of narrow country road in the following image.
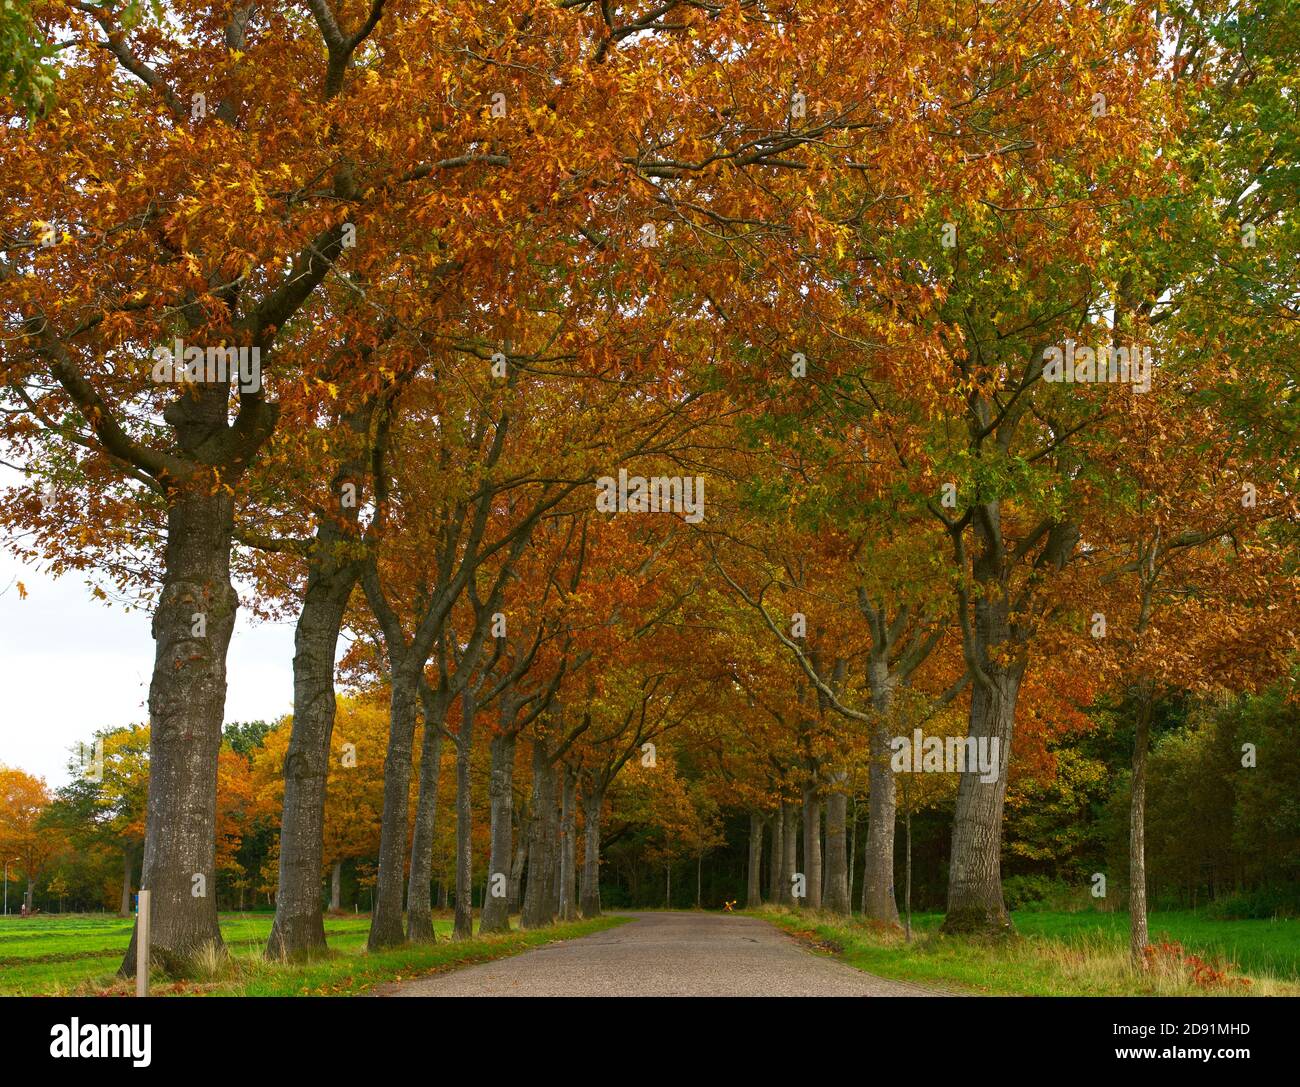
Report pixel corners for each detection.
[381,911,939,996]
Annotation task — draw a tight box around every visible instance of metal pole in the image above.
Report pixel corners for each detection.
[135,889,150,997]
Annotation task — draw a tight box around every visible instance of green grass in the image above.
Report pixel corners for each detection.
[1008,910,1300,982]
[754,907,1300,996]
[0,911,628,996]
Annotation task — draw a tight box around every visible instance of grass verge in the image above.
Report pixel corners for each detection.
[0,912,628,996]
[753,907,1300,996]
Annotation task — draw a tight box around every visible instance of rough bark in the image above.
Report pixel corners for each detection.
[746,812,763,908]
[768,810,785,905]
[801,788,822,910]
[121,488,236,978]
[509,806,529,912]
[782,802,799,906]
[940,509,1075,935]
[520,740,558,928]
[941,670,1019,934]
[822,790,850,913]
[862,721,901,923]
[367,663,421,950]
[861,656,901,923]
[406,682,445,942]
[579,786,604,918]
[453,690,475,940]
[558,766,578,921]
[266,541,357,960]
[480,731,517,933]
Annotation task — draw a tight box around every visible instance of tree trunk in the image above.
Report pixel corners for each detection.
[266,545,357,960]
[579,786,604,918]
[121,488,236,978]
[941,670,1020,935]
[695,854,702,908]
[367,662,421,950]
[746,812,763,908]
[904,779,913,941]
[862,721,900,923]
[520,740,557,928]
[119,846,133,917]
[480,731,517,933]
[509,806,529,912]
[768,810,785,905]
[453,690,475,940]
[558,767,578,921]
[861,657,900,923]
[782,802,799,906]
[406,683,446,942]
[1130,685,1153,964]
[801,787,822,910]
[330,861,342,912]
[847,795,857,909]
[940,507,1070,936]
[541,774,560,921]
[822,790,850,913]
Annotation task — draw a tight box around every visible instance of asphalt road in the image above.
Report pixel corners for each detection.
[381,911,938,997]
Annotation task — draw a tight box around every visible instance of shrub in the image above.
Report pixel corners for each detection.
[1003,875,1076,911]
[1142,937,1251,991]
[1203,885,1300,921]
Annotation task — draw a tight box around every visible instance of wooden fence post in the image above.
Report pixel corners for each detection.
[135,889,150,997]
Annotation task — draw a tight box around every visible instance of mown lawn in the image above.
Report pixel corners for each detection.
[0,911,627,996]
[755,907,1300,996]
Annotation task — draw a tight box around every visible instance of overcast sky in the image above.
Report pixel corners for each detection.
[0,547,295,788]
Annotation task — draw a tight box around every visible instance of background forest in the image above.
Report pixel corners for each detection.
[5,684,1297,920]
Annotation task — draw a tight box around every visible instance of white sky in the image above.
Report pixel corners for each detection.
[0,548,295,788]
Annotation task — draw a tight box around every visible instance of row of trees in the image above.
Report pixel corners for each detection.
[0,701,727,917]
[2,0,1296,974]
[7,679,1296,923]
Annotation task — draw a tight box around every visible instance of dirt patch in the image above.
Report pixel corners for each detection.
[781,926,847,956]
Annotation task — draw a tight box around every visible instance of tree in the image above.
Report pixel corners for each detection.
[0,766,58,911]
[1,0,425,975]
